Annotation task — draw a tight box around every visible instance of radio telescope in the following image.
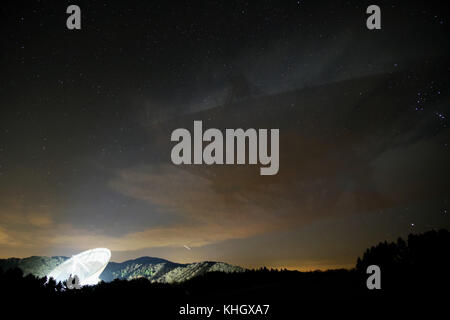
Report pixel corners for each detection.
[48,248,111,286]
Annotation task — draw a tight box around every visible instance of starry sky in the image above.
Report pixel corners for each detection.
[0,0,449,270]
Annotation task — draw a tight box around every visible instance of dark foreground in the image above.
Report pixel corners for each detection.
[1,229,449,318]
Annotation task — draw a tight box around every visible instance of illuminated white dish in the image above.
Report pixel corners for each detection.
[48,248,111,286]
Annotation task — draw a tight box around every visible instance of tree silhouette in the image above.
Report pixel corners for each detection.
[1,229,448,309]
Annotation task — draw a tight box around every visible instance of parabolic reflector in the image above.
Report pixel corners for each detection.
[48,248,111,286]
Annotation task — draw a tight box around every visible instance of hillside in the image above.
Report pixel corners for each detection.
[0,255,244,283]
[0,256,68,278]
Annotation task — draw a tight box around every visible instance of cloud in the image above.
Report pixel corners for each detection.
[1,72,448,259]
[0,227,17,246]
[108,164,279,243]
[28,213,54,227]
[101,71,450,252]
[104,158,389,249]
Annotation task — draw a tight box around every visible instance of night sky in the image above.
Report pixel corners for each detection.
[1,0,449,270]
